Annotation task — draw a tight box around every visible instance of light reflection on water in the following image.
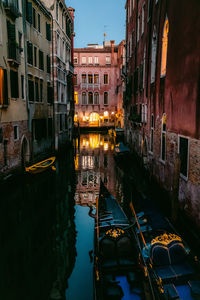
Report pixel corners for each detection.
[66,133,124,300]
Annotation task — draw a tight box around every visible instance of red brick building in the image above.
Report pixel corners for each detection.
[124,0,200,228]
[74,40,125,128]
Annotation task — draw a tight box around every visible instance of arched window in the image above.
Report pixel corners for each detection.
[88,73,93,84]
[161,113,167,161]
[161,17,169,77]
[88,92,93,104]
[82,92,87,104]
[94,92,99,104]
[94,74,99,84]
[151,26,157,83]
[81,74,87,83]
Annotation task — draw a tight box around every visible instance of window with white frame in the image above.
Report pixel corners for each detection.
[94,92,99,104]
[82,74,87,83]
[142,4,145,34]
[104,92,108,105]
[94,74,99,84]
[81,56,86,64]
[88,92,93,104]
[82,92,87,104]
[179,136,189,178]
[151,26,157,83]
[88,57,93,64]
[141,104,147,123]
[161,17,169,77]
[150,114,154,152]
[94,56,99,64]
[13,125,19,140]
[88,74,93,84]
[105,56,111,64]
[104,73,108,84]
[161,114,166,161]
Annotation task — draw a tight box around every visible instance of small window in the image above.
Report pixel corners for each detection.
[81,56,86,64]
[27,41,33,65]
[59,114,63,132]
[179,137,189,178]
[88,92,93,104]
[32,7,36,28]
[104,74,108,84]
[82,74,87,83]
[104,92,108,105]
[88,74,93,84]
[39,50,44,70]
[82,92,87,104]
[46,23,51,41]
[105,56,111,64]
[74,74,77,85]
[10,70,19,98]
[94,56,99,64]
[150,114,154,152]
[94,74,99,84]
[13,125,19,141]
[47,55,51,74]
[35,78,39,102]
[74,57,78,64]
[88,57,93,64]
[161,114,166,161]
[21,75,24,99]
[94,92,99,105]
[56,1,58,21]
[40,79,43,102]
[28,79,34,102]
[34,46,37,67]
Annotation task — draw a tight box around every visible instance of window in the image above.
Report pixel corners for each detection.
[104,74,108,84]
[132,0,135,11]
[59,114,63,131]
[13,125,19,140]
[88,57,93,64]
[74,74,77,85]
[10,70,19,98]
[35,78,39,102]
[94,92,99,105]
[104,92,108,105]
[151,26,157,83]
[105,56,111,64]
[40,79,43,101]
[161,114,166,161]
[28,78,34,101]
[26,1,32,24]
[88,92,93,104]
[161,17,169,77]
[94,56,99,64]
[56,1,58,21]
[47,55,51,73]
[47,82,53,104]
[32,7,36,28]
[0,68,8,105]
[21,75,24,99]
[82,74,87,83]
[179,136,189,178]
[38,14,40,32]
[74,91,78,104]
[46,23,51,41]
[150,114,154,152]
[18,31,22,49]
[39,50,44,70]
[82,92,87,104]
[94,74,99,84]
[34,46,37,67]
[88,74,93,84]
[65,114,68,130]
[27,41,33,65]
[74,57,78,64]
[137,16,140,42]
[142,4,145,34]
[81,56,86,64]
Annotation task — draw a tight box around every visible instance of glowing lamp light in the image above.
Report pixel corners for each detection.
[111,112,115,115]
[100,116,104,119]
[104,111,109,117]
[86,116,89,120]
[83,116,86,121]
[104,142,109,151]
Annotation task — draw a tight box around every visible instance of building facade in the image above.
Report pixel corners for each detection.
[0,0,30,178]
[124,0,200,228]
[45,0,74,151]
[74,41,125,128]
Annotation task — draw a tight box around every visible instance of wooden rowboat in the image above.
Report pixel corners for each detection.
[25,156,56,174]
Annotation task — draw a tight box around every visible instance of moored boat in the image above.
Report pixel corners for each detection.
[130,204,200,300]
[94,182,154,300]
[114,142,130,158]
[25,156,56,174]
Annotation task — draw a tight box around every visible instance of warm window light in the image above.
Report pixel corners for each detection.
[111,112,115,115]
[74,114,78,122]
[100,116,104,119]
[83,116,86,121]
[0,68,4,104]
[74,92,78,104]
[104,142,109,151]
[161,18,169,77]
[104,111,109,117]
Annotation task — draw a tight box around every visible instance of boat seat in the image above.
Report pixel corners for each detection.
[100,237,118,270]
[188,280,200,298]
[104,283,124,300]
[168,241,187,265]
[151,244,170,266]
[155,266,177,281]
[117,236,135,269]
[163,284,180,299]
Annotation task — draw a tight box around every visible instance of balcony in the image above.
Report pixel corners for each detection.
[7,42,21,66]
[66,61,74,75]
[80,83,100,90]
[3,0,21,19]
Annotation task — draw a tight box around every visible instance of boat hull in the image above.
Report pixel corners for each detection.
[25,156,56,174]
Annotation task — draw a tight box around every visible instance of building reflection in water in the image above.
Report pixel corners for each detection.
[74,133,116,208]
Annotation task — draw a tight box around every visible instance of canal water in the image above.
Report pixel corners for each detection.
[0,133,129,300]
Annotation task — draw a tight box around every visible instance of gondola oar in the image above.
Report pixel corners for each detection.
[130,202,147,249]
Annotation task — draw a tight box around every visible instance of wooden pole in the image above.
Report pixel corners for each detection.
[130,202,147,249]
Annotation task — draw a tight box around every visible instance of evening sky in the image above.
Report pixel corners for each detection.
[67,0,126,48]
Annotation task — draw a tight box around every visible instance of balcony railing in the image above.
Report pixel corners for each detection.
[3,0,21,18]
[80,83,100,90]
[7,42,21,65]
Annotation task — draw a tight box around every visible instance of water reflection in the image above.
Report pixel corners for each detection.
[0,151,76,300]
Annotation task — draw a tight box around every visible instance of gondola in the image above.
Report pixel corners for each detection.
[25,156,56,174]
[114,142,130,158]
[130,203,200,300]
[93,181,153,300]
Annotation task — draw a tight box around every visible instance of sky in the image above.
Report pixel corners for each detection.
[66,0,126,48]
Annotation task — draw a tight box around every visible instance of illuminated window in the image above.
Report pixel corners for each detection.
[161,18,169,77]
[88,92,93,104]
[82,92,87,104]
[151,26,157,83]
[94,92,99,104]
[0,68,4,104]
[104,92,108,105]
[88,74,93,84]
[104,111,109,117]
[74,91,78,104]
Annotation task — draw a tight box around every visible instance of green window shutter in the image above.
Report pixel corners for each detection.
[7,21,16,41]
[3,69,8,105]
[27,2,32,24]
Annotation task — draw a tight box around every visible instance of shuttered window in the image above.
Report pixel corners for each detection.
[179,137,189,178]
[10,70,19,98]
[47,55,51,73]
[39,50,44,70]
[46,23,51,41]
[27,41,33,65]
[7,21,16,41]
[28,79,34,101]
[26,1,33,24]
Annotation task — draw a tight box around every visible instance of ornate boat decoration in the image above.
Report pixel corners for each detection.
[151,233,182,246]
[25,156,56,174]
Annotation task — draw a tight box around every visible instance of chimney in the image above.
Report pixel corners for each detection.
[111,40,115,64]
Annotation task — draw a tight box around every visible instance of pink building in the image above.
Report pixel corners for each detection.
[74,41,125,127]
